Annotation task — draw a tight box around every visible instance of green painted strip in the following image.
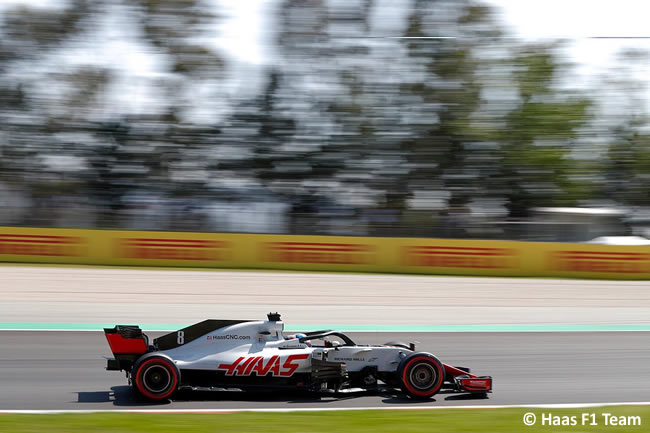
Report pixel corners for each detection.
[2,322,650,332]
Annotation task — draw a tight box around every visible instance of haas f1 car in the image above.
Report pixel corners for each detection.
[104,313,492,400]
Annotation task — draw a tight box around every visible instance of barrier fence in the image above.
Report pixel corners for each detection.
[1,226,649,279]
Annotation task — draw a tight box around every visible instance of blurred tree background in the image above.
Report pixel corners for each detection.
[0,0,648,239]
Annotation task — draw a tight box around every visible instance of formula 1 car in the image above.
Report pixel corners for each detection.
[104,313,492,401]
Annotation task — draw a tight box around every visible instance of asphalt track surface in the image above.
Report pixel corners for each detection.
[1,331,649,410]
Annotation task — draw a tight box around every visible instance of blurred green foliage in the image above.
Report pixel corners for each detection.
[0,0,648,235]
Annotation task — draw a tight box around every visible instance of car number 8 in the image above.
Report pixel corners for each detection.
[177,331,185,345]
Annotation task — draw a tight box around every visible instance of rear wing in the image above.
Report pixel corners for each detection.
[104,325,150,371]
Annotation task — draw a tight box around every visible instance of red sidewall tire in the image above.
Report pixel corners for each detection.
[133,355,179,400]
[399,354,444,399]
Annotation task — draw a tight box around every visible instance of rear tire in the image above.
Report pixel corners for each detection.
[132,354,179,401]
[398,353,444,399]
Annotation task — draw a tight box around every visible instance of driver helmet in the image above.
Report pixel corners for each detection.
[289,333,311,347]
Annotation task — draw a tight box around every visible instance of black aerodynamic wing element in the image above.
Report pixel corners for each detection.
[154,319,253,350]
[304,330,333,336]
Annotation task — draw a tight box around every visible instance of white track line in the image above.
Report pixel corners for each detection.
[3,402,650,414]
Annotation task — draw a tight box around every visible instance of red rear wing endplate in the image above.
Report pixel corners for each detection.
[104,326,147,355]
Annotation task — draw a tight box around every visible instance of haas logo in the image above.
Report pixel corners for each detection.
[217,354,309,377]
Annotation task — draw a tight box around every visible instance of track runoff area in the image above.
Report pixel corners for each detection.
[1,267,649,429]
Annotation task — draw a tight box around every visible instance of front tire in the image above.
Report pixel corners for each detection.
[132,354,179,401]
[398,353,444,399]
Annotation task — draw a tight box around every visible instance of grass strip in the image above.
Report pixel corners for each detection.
[1,407,650,433]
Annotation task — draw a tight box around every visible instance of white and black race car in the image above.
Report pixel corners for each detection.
[104,313,492,401]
